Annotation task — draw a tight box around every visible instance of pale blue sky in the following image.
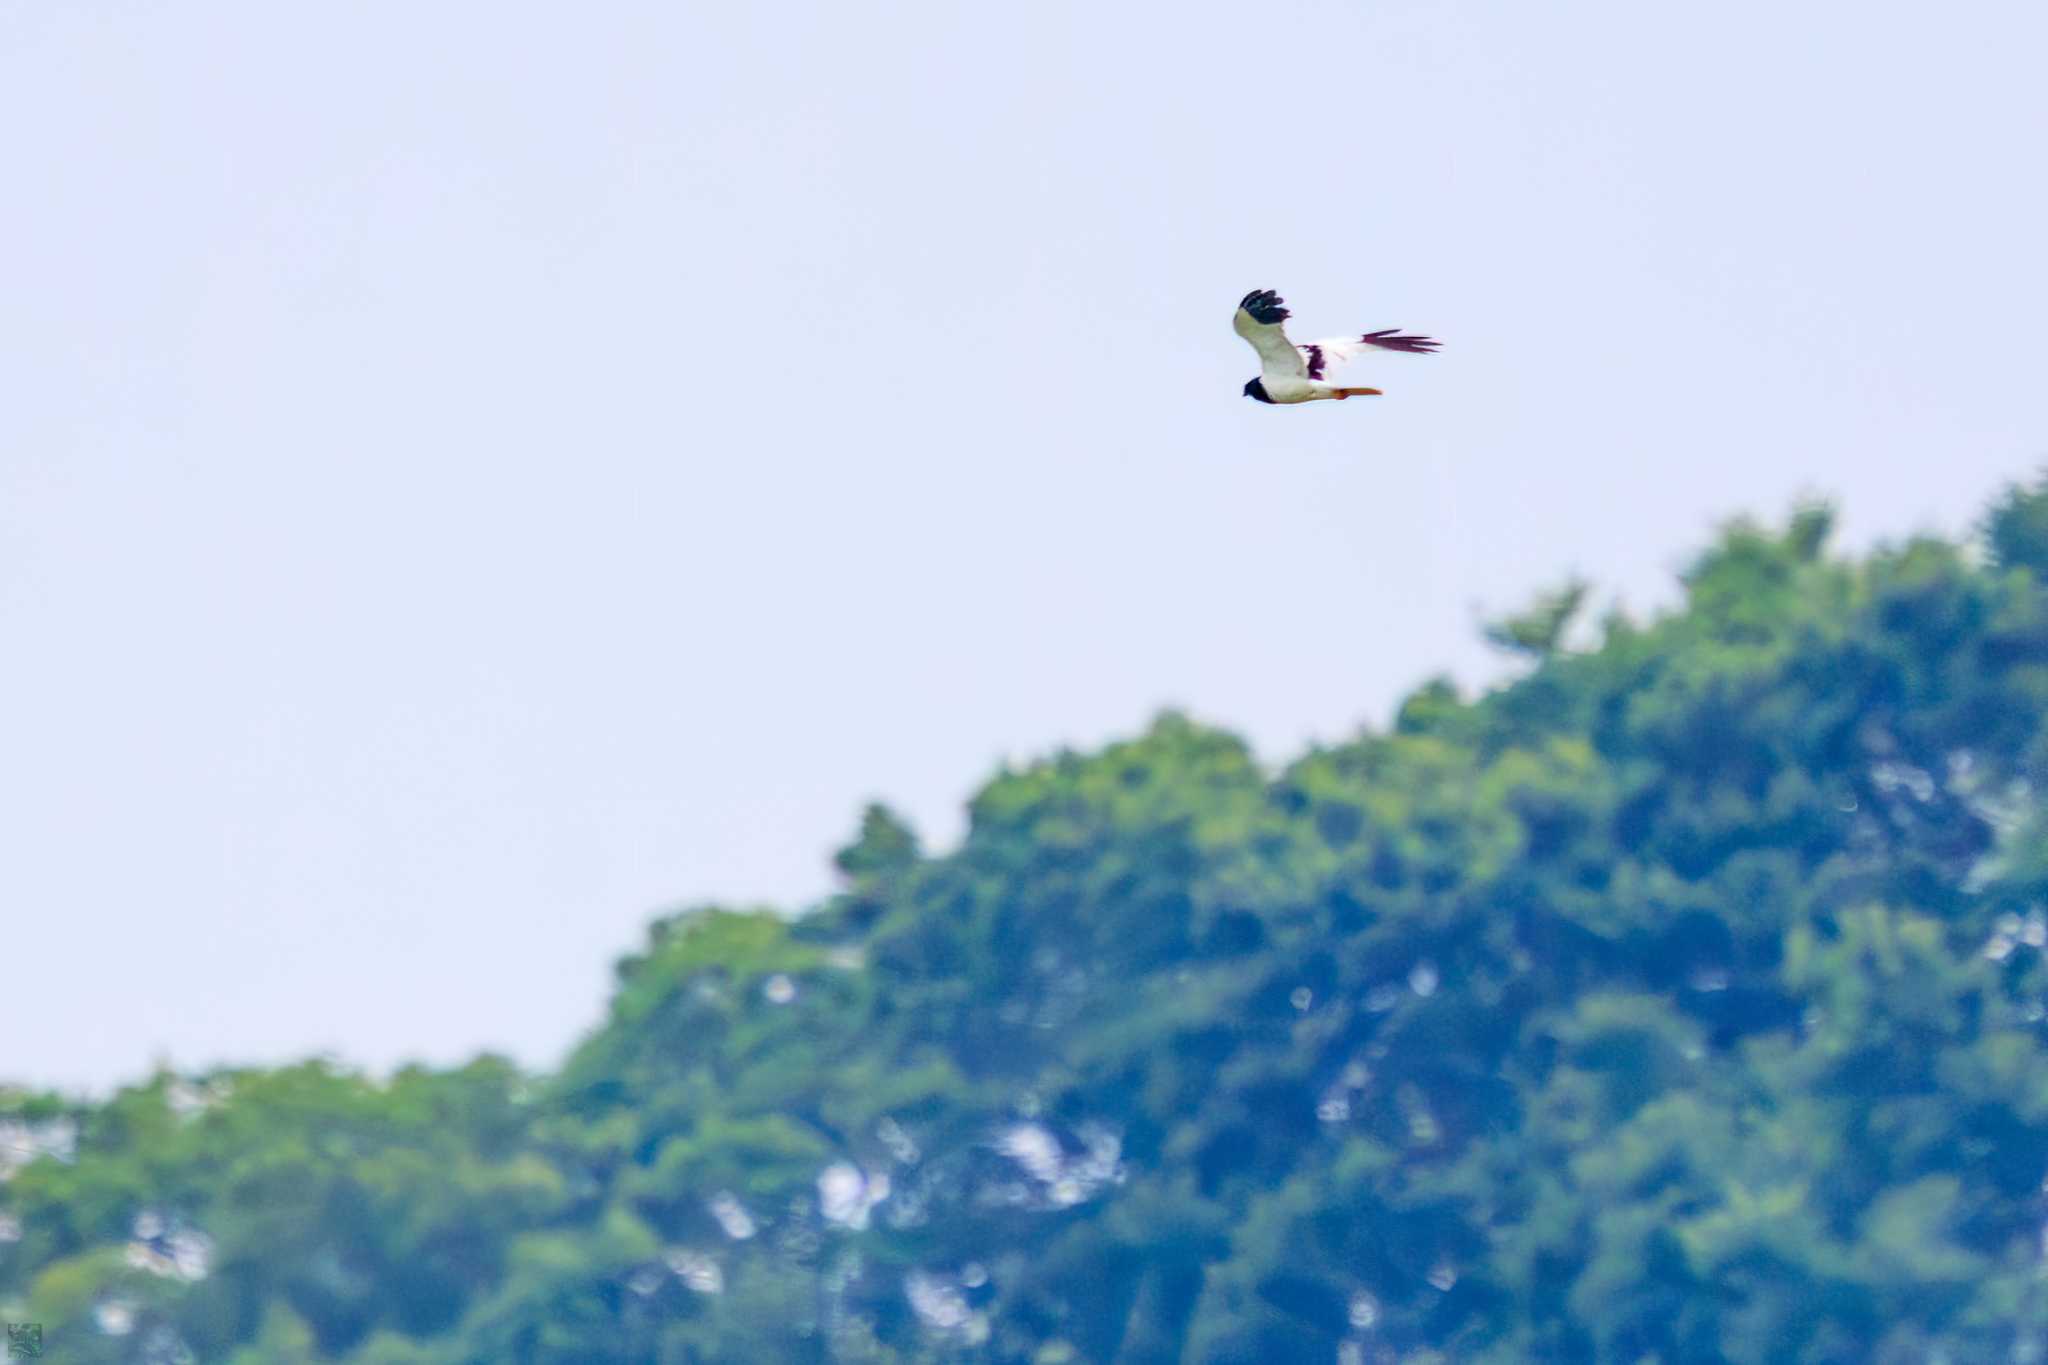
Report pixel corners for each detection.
[4,0,2044,1091]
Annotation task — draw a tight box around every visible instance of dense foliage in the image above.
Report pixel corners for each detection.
[13,482,2048,1363]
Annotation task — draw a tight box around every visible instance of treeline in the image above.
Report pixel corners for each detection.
[10,480,2048,1362]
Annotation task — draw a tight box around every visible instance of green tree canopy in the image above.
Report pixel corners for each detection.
[11,481,2048,1362]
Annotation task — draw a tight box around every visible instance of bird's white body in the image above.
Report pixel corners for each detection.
[1232,289,1439,406]
[1256,373,1336,405]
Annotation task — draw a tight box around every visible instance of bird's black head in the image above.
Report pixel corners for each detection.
[1242,377,1275,404]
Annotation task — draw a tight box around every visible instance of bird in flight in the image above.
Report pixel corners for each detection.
[1234,289,1440,405]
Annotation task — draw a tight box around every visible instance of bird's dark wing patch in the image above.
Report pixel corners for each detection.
[1360,328,1441,354]
[1302,343,1326,380]
[1239,289,1291,326]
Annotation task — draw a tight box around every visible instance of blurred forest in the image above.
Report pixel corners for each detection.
[12,480,2048,1363]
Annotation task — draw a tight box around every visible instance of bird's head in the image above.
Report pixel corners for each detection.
[1242,378,1275,404]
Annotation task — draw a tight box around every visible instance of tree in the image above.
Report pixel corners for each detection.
[10,478,2048,1362]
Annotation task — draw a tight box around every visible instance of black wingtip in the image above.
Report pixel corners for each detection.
[1361,328,1442,354]
[1239,288,1290,325]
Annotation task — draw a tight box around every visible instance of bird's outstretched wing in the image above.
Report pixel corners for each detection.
[1296,328,1442,377]
[1234,289,1306,380]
